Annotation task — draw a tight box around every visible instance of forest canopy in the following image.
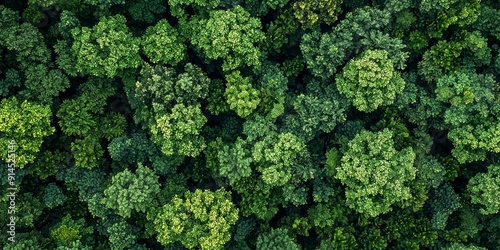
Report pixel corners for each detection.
[1,0,500,249]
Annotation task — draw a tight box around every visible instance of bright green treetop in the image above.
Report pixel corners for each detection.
[335,129,416,217]
[336,49,405,113]
[141,19,186,66]
[0,97,55,168]
[187,6,265,71]
[150,103,207,157]
[153,189,239,249]
[224,71,261,118]
[435,71,500,163]
[467,165,500,215]
[71,14,142,77]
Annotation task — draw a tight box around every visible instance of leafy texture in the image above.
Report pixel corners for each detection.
[224,71,261,118]
[71,15,141,77]
[0,97,54,168]
[467,165,500,215]
[187,6,265,71]
[142,19,186,66]
[335,129,416,217]
[336,49,405,112]
[150,103,207,157]
[153,189,239,249]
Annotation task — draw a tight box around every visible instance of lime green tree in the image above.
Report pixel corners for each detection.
[152,189,239,249]
[0,97,55,168]
[435,71,500,163]
[467,165,500,215]
[335,129,416,217]
[224,71,261,118]
[149,103,207,157]
[187,6,265,71]
[71,15,142,77]
[50,215,93,247]
[141,19,186,66]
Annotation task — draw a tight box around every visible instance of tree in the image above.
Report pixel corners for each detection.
[300,7,407,80]
[253,63,288,120]
[186,5,265,71]
[83,0,125,10]
[108,133,149,165]
[256,228,301,250]
[317,227,357,250]
[252,132,311,187]
[335,49,405,112]
[307,201,349,236]
[141,19,186,66]
[0,69,21,97]
[2,232,43,250]
[417,0,481,38]
[224,71,261,118]
[415,156,446,189]
[108,132,184,175]
[99,112,127,141]
[264,8,300,52]
[128,0,166,23]
[131,63,210,126]
[335,129,416,217]
[232,0,290,16]
[0,6,51,69]
[434,71,500,163]
[467,165,500,215]
[206,79,230,115]
[168,0,220,18]
[71,14,142,77]
[444,243,487,250]
[225,218,256,250]
[283,77,349,142]
[292,0,342,28]
[105,219,139,250]
[50,215,93,247]
[43,183,68,209]
[18,64,70,104]
[152,189,239,249]
[70,135,104,170]
[394,72,445,128]
[57,99,98,137]
[474,6,500,41]
[217,138,253,185]
[0,97,55,168]
[232,173,281,220]
[56,166,108,214]
[31,150,69,180]
[7,192,44,229]
[240,115,315,188]
[102,163,160,218]
[149,103,207,157]
[428,183,462,230]
[55,10,81,40]
[382,210,438,249]
[418,31,490,82]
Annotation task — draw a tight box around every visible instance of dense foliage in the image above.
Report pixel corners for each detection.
[1,0,500,249]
